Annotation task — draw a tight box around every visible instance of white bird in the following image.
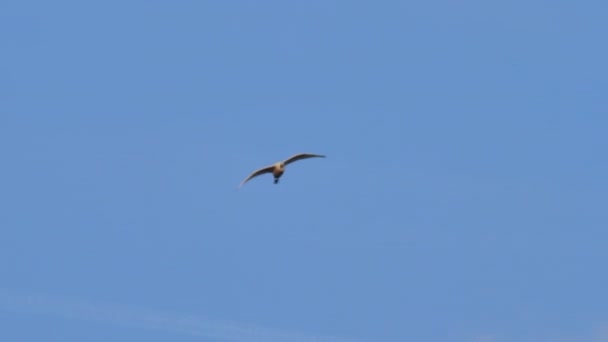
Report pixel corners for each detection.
[239,153,326,188]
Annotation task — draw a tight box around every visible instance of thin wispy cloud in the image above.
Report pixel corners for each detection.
[0,289,356,342]
[468,323,608,342]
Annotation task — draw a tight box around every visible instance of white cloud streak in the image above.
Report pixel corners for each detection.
[468,322,608,342]
[0,288,356,342]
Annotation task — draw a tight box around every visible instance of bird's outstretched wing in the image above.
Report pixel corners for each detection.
[283,153,326,165]
[239,165,275,188]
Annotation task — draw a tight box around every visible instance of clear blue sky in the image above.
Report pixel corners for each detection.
[1,1,607,341]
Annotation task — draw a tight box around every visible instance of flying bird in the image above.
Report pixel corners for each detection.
[239,153,326,188]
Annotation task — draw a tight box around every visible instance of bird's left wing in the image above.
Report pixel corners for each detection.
[238,165,275,188]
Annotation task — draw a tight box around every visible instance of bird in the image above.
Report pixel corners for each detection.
[239,153,326,188]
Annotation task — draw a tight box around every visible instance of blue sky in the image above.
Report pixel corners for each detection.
[1,1,607,341]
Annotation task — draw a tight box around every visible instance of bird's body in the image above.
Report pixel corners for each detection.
[271,162,285,183]
[239,153,325,188]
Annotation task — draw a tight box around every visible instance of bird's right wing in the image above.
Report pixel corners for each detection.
[283,153,326,165]
[238,165,275,188]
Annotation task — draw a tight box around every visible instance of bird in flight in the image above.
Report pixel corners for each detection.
[239,153,326,188]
